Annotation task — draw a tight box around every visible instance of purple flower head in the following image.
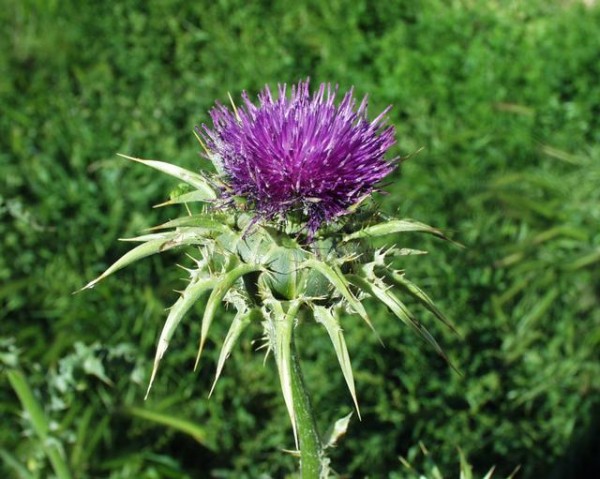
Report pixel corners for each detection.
[198,80,396,235]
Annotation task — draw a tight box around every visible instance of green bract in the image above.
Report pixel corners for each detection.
[83,153,455,444]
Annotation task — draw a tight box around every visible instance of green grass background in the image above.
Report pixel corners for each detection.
[1,0,599,477]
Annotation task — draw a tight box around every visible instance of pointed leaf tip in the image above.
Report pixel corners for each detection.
[194,263,262,371]
[302,258,377,339]
[314,306,360,417]
[117,153,217,200]
[147,275,218,397]
[264,299,299,446]
[209,305,252,397]
[384,270,459,335]
[80,233,204,294]
[342,218,461,246]
[349,273,458,371]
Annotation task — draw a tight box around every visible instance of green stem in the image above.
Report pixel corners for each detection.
[290,331,324,479]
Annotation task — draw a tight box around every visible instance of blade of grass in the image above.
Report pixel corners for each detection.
[0,448,35,479]
[124,406,215,450]
[7,370,73,479]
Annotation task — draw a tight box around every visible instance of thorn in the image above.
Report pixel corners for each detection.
[228,92,241,122]
[117,152,145,163]
[175,263,193,273]
[192,129,211,156]
[208,379,217,398]
[281,448,300,457]
[74,277,101,294]
[193,338,206,371]
[152,199,175,208]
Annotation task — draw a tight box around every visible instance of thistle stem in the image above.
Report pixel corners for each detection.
[290,331,324,479]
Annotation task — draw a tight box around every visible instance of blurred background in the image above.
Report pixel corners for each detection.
[1,0,599,477]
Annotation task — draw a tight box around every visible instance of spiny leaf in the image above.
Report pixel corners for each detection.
[79,232,200,291]
[194,262,263,369]
[313,306,360,417]
[342,218,455,243]
[209,304,254,397]
[147,214,232,233]
[119,231,184,242]
[301,258,377,337]
[264,299,301,445]
[348,274,457,371]
[118,153,217,200]
[154,189,217,207]
[392,248,429,256]
[458,447,474,479]
[384,269,458,334]
[146,275,218,398]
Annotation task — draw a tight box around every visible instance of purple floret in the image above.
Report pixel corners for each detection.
[197,80,396,235]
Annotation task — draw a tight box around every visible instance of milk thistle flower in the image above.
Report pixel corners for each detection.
[83,80,455,478]
[198,80,396,236]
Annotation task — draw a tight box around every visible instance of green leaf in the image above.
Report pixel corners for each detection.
[118,232,181,242]
[481,466,497,479]
[384,270,458,334]
[146,275,218,398]
[147,214,232,233]
[566,248,600,270]
[263,299,302,444]
[154,189,217,207]
[313,306,360,417]
[70,406,101,472]
[7,370,73,479]
[194,262,263,369]
[125,406,215,450]
[0,448,35,479]
[301,258,376,337]
[209,303,254,396]
[392,248,429,256]
[458,447,474,479]
[342,218,454,243]
[348,275,456,371]
[79,230,206,291]
[117,153,217,200]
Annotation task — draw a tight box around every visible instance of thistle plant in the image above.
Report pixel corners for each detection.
[83,80,455,478]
